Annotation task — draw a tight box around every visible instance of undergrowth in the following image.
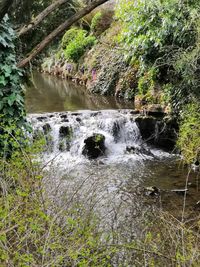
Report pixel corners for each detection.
[177,102,200,164]
[0,135,200,266]
[0,140,114,266]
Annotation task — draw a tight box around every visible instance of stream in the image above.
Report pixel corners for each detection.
[26,72,199,243]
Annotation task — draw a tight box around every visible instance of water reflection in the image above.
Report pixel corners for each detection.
[25,72,134,113]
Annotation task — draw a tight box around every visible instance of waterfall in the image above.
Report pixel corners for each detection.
[28,109,170,169]
[27,109,176,242]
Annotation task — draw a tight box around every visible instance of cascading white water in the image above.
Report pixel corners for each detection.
[29,110,141,157]
[28,109,170,167]
[28,110,153,229]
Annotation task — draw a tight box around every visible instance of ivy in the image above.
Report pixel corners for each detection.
[0,15,29,157]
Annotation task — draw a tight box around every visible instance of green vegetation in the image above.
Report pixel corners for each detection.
[177,103,200,164]
[61,28,96,62]
[0,143,114,266]
[116,0,200,110]
[90,11,102,34]
[10,0,77,55]
[0,15,28,157]
[1,1,200,266]
[115,0,200,161]
[138,69,156,96]
[1,145,200,266]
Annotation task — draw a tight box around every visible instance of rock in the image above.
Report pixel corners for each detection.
[130,110,140,115]
[37,116,47,121]
[61,119,69,123]
[126,145,155,157]
[90,111,101,117]
[135,116,178,151]
[145,104,166,117]
[76,117,81,122]
[135,116,156,141]
[126,146,136,154]
[58,139,70,152]
[42,123,51,135]
[145,186,160,196]
[58,126,72,151]
[153,118,179,150]
[82,133,106,159]
[71,112,80,116]
[42,124,53,151]
[60,114,68,119]
[59,126,71,138]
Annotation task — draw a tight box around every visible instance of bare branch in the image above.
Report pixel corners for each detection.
[17,0,109,68]
[18,0,68,37]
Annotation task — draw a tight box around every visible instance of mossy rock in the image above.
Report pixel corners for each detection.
[82,133,106,159]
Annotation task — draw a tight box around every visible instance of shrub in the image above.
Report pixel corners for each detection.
[138,69,156,96]
[61,27,79,49]
[62,28,96,62]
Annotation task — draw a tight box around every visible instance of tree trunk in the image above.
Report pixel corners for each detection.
[18,0,68,37]
[0,0,13,21]
[17,0,109,68]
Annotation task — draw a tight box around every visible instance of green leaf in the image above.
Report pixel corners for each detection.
[0,75,7,86]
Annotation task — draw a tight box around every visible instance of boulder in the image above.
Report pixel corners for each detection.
[135,116,156,141]
[135,116,178,151]
[82,133,106,159]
